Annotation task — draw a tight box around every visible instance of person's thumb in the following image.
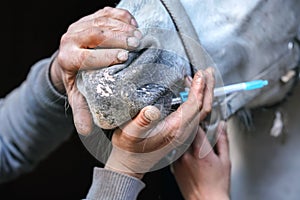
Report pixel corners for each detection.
[216,121,230,163]
[121,105,161,139]
[69,87,93,136]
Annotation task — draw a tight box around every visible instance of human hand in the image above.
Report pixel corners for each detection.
[104,68,215,179]
[172,121,231,200]
[49,7,142,135]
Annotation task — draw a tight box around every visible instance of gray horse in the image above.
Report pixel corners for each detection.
[78,1,300,199]
[77,0,300,130]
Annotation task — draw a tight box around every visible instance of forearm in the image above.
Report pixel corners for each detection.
[85,167,145,200]
[0,53,74,183]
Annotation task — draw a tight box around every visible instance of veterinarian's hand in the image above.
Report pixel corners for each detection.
[50,7,142,135]
[105,68,215,179]
[172,121,231,200]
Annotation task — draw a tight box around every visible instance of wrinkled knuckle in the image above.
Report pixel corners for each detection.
[93,17,107,27]
[79,50,90,68]
[170,117,182,131]
[104,50,119,64]
[165,129,177,140]
[120,23,133,32]
[60,33,70,45]
[162,127,176,143]
[103,6,113,13]
[195,69,204,78]
[112,32,124,43]
[162,134,175,147]
[67,23,76,32]
[118,8,132,19]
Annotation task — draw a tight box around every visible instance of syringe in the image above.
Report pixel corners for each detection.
[171,79,269,105]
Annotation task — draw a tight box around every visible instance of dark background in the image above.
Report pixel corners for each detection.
[0,1,183,199]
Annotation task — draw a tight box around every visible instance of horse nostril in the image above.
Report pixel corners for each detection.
[135,83,174,116]
[137,83,167,95]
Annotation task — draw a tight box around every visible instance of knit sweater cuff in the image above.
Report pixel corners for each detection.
[86,167,145,200]
[31,51,69,114]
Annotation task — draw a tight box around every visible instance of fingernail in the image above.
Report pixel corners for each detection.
[195,71,204,84]
[207,67,215,75]
[134,30,143,39]
[219,121,227,135]
[117,51,129,61]
[184,75,193,87]
[131,18,138,27]
[127,37,140,48]
[187,75,193,83]
[144,107,161,121]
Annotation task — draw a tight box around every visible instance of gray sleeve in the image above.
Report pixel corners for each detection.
[86,167,145,200]
[0,53,74,183]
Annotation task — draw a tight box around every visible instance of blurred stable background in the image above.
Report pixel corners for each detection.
[0,1,183,199]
